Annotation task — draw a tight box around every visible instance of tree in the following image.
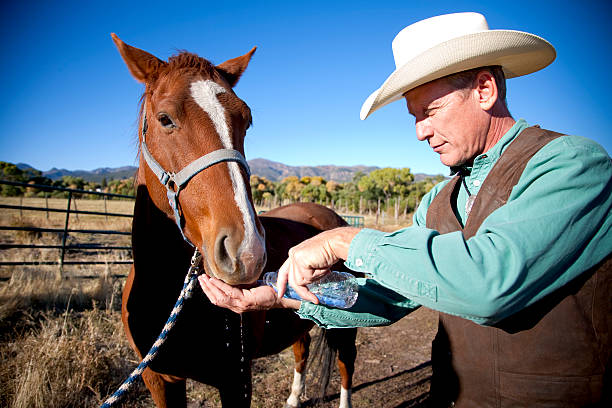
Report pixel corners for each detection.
[107,179,135,196]
[284,177,304,202]
[300,183,328,203]
[0,162,26,196]
[61,175,86,190]
[250,175,275,205]
[358,168,414,201]
[0,161,50,196]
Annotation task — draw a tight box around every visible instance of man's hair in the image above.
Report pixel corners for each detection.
[442,65,507,105]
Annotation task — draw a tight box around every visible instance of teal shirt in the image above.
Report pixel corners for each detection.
[298,119,612,328]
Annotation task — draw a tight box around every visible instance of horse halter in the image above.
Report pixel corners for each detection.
[140,102,251,247]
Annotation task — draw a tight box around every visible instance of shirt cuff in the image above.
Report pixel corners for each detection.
[345,227,441,304]
[295,277,417,329]
[345,228,386,272]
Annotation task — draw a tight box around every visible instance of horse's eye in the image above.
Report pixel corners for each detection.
[158,113,176,129]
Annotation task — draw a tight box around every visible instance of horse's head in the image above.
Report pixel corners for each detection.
[112,34,266,285]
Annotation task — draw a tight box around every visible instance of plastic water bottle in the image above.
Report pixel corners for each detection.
[261,270,358,309]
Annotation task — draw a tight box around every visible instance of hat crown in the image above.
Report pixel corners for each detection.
[392,12,489,68]
[361,12,555,120]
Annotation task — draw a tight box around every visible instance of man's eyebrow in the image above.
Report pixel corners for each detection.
[423,101,442,115]
[406,100,419,117]
[408,103,432,118]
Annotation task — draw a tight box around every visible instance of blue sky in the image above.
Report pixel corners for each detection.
[1,0,611,176]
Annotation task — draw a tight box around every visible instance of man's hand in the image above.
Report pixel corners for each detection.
[198,274,300,314]
[199,226,360,313]
[276,227,360,304]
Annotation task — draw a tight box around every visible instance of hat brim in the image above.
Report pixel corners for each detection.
[360,30,556,120]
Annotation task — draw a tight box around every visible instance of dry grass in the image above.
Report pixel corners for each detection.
[1,197,133,280]
[0,198,416,408]
[0,271,152,408]
[0,197,145,407]
[0,270,316,408]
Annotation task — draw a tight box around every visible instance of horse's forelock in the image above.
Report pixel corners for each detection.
[165,51,217,78]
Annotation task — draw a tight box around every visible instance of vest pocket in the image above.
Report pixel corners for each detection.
[498,371,603,407]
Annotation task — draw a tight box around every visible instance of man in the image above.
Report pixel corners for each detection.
[199,12,611,407]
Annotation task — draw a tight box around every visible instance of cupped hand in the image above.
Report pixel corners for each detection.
[198,274,282,314]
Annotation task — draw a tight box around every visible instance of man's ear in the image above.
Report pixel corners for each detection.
[216,47,257,88]
[475,70,498,111]
[111,33,165,83]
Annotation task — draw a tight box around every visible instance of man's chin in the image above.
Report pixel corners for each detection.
[438,153,468,168]
[439,155,456,167]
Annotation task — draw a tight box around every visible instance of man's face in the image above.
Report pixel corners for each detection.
[404,78,489,167]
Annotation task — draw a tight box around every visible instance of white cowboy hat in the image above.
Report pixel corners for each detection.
[360,12,556,120]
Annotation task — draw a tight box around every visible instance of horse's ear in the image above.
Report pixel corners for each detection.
[111,33,165,83]
[216,47,257,87]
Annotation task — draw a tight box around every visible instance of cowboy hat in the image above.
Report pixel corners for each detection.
[360,12,556,120]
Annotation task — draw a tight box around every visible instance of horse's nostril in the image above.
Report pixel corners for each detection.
[214,234,236,274]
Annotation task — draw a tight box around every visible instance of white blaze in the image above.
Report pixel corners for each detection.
[190,79,264,265]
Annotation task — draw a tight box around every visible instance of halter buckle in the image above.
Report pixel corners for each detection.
[161,172,180,193]
[160,172,170,185]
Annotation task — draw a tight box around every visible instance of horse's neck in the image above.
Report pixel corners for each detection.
[131,183,193,283]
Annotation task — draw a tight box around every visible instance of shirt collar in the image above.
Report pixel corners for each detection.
[450,119,530,176]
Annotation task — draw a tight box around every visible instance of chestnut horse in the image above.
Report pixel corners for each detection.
[111,34,357,408]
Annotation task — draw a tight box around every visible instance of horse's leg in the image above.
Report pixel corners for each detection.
[141,368,186,408]
[285,332,311,408]
[218,364,253,408]
[123,268,187,407]
[329,328,357,408]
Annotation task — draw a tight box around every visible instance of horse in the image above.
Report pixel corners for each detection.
[111,34,358,408]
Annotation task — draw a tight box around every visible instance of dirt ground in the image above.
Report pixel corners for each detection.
[304,307,438,408]
[187,307,438,408]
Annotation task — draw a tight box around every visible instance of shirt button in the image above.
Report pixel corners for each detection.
[355,258,364,267]
[473,179,481,187]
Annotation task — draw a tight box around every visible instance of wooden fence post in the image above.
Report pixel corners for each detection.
[58,191,72,279]
[73,198,79,221]
[376,198,380,226]
[394,197,399,222]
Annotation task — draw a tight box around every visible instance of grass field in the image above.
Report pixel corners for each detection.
[0,196,134,280]
[0,196,415,407]
[0,196,409,277]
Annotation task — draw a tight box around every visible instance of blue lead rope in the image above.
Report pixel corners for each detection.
[100,250,202,408]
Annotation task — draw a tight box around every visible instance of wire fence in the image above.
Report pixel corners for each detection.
[0,180,134,278]
[0,179,365,280]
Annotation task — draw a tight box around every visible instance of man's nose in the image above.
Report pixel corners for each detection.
[415,119,433,141]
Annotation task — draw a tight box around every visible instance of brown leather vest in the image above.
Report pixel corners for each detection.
[425,127,611,407]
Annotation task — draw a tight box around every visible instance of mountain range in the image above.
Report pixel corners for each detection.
[17,159,440,183]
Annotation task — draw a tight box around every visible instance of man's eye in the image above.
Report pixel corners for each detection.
[158,113,176,129]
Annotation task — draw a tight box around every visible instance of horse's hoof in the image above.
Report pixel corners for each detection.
[284,403,300,408]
